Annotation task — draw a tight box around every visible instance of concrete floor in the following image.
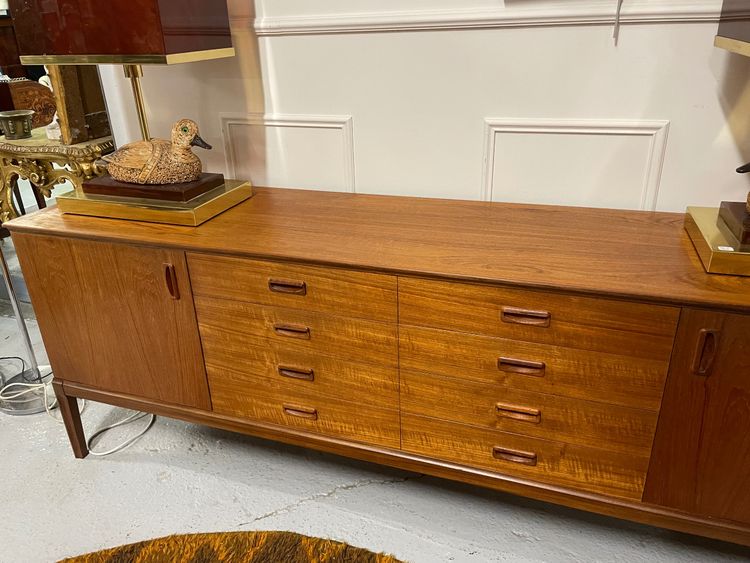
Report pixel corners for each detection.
[1,237,749,562]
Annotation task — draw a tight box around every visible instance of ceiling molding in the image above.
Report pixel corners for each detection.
[252,1,721,37]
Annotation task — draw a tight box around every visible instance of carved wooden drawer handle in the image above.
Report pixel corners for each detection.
[492,446,538,466]
[283,404,318,420]
[692,328,720,376]
[278,365,315,381]
[273,323,311,340]
[268,278,307,296]
[497,357,546,377]
[163,263,180,300]
[501,306,551,327]
[496,402,542,424]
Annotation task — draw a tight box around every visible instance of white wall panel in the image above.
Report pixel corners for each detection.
[221,114,355,191]
[99,0,750,212]
[483,119,669,209]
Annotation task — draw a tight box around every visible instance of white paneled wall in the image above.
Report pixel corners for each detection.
[100,0,750,211]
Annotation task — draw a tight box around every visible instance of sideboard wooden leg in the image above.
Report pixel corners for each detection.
[52,379,88,458]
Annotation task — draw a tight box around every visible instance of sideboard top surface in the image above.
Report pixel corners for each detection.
[7,187,749,311]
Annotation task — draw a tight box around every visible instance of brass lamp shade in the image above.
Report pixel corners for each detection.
[715,0,750,57]
[9,0,234,65]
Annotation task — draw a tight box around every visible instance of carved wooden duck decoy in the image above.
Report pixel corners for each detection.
[104,119,212,185]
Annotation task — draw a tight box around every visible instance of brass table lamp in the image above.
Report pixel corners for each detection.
[6,0,253,225]
[685,0,750,275]
[9,0,236,142]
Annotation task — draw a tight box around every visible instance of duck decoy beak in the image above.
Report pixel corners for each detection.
[190,134,212,150]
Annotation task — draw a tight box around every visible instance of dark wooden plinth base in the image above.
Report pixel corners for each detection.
[83,172,225,202]
[718,201,750,248]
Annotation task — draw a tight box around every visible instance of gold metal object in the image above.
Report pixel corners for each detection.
[19,47,236,66]
[56,180,253,226]
[685,206,750,276]
[715,35,750,58]
[124,64,150,141]
[0,127,114,223]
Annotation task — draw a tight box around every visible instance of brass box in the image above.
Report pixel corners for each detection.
[56,180,253,226]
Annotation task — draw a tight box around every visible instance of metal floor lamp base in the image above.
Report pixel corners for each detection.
[0,365,53,415]
[0,238,54,416]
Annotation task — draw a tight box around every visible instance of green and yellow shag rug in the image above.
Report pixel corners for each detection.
[60,531,405,563]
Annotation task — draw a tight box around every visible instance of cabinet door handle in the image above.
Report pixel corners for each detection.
[268,278,307,296]
[163,263,180,300]
[692,328,720,376]
[492,446,538,466]
[272,323,311,340]
[498,357,546,377]
[283,404,318,420]
[496,402,542,424]
[278,365,315,381]
[501,307,551,327]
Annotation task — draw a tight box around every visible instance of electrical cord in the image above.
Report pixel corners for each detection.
[86,411,156,457]
[0,355,58,415]
[0,357,155,456]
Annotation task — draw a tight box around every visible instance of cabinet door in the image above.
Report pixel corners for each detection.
[644,309,750,524]
[13,233,210,410]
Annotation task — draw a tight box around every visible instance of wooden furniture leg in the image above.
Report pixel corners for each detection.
[31,182,46,210]
[52,379,88,458]
[11,178,25,215]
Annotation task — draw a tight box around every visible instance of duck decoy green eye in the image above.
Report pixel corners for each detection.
[181,126,189,133]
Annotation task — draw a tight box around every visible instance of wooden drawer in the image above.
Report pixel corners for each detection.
[402,414,648,500]
[401,370,658,456]
[195,296,398,367]
[188,253,397,322]
[200,322,398,410]
[400,325,668,410]
[399,277,678,360]
[210,365,400,449]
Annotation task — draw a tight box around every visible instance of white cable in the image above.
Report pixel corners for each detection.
[0,380,58,417]
[1,369,152,456]
[86,411,156,457]
[613,0,624,45]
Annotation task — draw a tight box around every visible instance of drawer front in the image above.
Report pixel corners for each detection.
[399,277,678,360]
[210,366,400,449]
[402,414,648,500]
[401,370,658,456]
[188,253,397,322]
[200,322,398,410]
[195,297,398,367]
[400,325,668,410]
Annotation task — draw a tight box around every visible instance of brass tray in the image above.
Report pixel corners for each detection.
[56,180,253,226]
[685,206,750,276]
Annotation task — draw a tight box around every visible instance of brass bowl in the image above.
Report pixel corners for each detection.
[0,109,35,140]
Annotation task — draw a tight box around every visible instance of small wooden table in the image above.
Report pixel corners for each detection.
[0,127,114,224]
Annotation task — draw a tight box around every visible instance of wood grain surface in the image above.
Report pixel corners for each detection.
[401,370,659,456]
[7,187,750,312]
[400,325,670,410]
[13,233,210,409]
[200,326,398,410]
[402,414,649,500]
[644,309,750,525]
[188,253,397,322]
[194,297,398,367]
[399,277,679,359]
[210,365,400,449]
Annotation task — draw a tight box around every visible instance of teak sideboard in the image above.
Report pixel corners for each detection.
[7,187,750,546]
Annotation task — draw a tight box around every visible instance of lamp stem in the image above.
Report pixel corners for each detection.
[123,64,150,141]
